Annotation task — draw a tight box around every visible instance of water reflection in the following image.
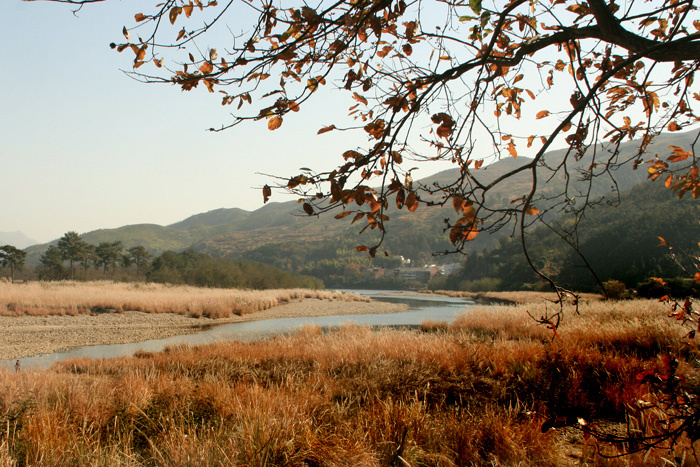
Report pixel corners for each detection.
[4,291,472,370]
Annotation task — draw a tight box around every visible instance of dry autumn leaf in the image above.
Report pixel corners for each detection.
[317,125,336,134]
[268,116,283,130]
[525,205,540,215]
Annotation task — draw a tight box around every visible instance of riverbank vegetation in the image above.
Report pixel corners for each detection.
[0,281,366,318]
[0,298,695,465]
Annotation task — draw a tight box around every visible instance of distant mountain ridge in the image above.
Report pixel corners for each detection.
[0,231,36,249]
[23,131,698,271]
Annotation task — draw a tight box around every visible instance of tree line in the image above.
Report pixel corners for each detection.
[0,231,322,290]
[38,231,152,281]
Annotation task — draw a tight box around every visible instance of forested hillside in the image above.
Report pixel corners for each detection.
[20,132,699,292]
[435,181,700,292]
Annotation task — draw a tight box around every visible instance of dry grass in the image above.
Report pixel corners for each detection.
[0,298,696,465]
[0,281,369,318]
[433,289,602,305]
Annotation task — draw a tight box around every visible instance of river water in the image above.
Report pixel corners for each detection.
[5,291,472,370]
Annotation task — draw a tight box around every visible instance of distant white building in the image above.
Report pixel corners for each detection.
[394,267,437,283]
[442,263,463,275]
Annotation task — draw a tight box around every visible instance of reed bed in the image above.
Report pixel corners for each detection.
[0,299,696,465]
[432,289,601,305]
[0,281,368,319]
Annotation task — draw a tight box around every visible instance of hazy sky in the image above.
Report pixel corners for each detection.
[1,1,634,245]
[2,0,380,243]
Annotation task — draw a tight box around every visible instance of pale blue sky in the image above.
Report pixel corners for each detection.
[3,1,671,245]
[2,1,368,243]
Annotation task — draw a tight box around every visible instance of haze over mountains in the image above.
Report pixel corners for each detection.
[0,232,37,249]
[22,131,699,277]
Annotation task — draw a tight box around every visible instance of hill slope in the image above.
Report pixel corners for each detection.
[22,131,698,279]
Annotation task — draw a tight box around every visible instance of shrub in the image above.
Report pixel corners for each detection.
[602,280,628,300]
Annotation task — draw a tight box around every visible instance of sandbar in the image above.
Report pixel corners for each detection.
[0,298,407,360]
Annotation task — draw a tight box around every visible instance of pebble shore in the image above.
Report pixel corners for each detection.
[0,298,408,360]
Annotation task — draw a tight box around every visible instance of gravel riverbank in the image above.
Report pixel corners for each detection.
[0,298,408,360]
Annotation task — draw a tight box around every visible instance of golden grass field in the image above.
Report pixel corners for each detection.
[0,290,697,466]
[0,281,369,318]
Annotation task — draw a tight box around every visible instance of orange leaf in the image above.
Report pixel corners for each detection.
[668,145,692,163]
[134,13,148,22]
[335,211,353,219]
[665,174,673,188]
[525,205,540,215]
[668,121,681,132]
[694,272,700,284]
[507,140,517,158]
[317,125,336,135]
[536,110,550,119]
[199,61,213,74]
[268,116,283,130]
[183,2,194,18]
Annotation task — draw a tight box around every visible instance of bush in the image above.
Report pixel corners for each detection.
[636,277,700,299]
[602,280,628,300]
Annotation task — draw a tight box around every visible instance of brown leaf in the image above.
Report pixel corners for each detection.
[668,121,681,132]
[536,110,550,119]
[183,2,194,18]
[353,92,368,106]
[134,13,148,22]
[405,191,419,212]
[199,61,213,74]
[262,185,272,203]
[135,46,147,61]
[268,116,283,130]
[317,125,336,135]
[169,6,182,25]
[395,189,405,209]
[335,211,353,219]
[303,203,314,216]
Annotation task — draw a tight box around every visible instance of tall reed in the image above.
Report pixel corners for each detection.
[0,281,368,318]
[0,299,694,465]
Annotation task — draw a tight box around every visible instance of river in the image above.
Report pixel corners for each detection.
[4,291,473,370]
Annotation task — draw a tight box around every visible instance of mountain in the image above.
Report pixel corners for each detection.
[0,231,37,249]
[23,131,698,277]
[445,179,700,292]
